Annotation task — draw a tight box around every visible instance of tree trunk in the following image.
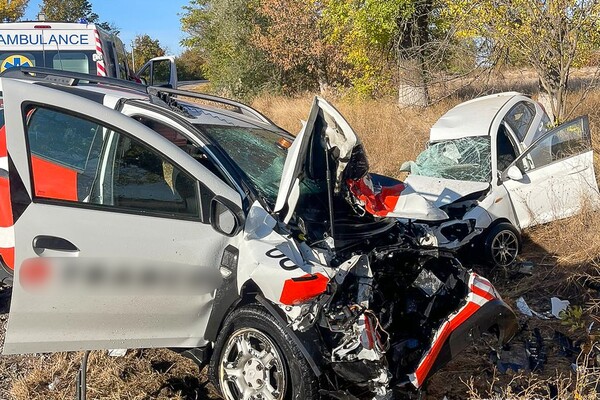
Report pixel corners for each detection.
[398,59,429,107]
[396,0,432,107]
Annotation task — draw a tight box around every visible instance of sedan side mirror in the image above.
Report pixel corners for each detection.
[210,197,244,237]
[506,165,524,181]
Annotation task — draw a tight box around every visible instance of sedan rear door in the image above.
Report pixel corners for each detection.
[1,78,242,354]
[502,116,599,229]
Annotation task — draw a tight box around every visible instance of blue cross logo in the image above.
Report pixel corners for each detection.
[1,55,34,72]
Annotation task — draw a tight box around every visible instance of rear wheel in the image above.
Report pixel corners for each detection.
[209,304,318,400]
[484,223,520,267]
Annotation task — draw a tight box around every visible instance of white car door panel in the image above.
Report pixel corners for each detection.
[1,78,241,354]
[503,116,599,229]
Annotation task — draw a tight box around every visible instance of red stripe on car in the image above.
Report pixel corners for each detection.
[409,275,498,387]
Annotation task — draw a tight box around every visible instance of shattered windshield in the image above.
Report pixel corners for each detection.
[199,125,288,204]
[409,137,492,182]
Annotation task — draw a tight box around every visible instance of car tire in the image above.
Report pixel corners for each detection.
[209,304,319,400]
[483,222,521,267]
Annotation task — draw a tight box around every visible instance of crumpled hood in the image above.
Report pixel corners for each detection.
[404,174,489,207]
[274,96,449,223]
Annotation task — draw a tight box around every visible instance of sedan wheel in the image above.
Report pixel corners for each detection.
[219,328,286,400]
[491,231,518,266]
[484,223,520,267]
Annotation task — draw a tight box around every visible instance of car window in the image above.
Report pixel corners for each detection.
[519,117,590,172]
[200,125,288,205]
[497,123,517,172]
[52,52,90,74]
[151,59,172,86]
[503,102,535,142]
[25,106,200,219]
[138,64,150,85]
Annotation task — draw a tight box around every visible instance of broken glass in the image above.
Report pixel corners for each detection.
[199,125,288,204]
[407,137,492,182]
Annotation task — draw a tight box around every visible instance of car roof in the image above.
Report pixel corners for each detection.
[430,92,525,141]
[80,84,281,130]
[0,72,285,133]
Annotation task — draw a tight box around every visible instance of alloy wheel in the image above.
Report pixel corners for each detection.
[491,230,518,266]
[219,327,286,400]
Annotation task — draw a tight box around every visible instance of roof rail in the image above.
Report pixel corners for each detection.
[0,66,147,93]
[1,67,278,127]
[147,86,275,126]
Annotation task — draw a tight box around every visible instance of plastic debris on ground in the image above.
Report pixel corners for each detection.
[526,328,547,372]
[48,376,60,391]
[516,261,534,276]
[490,343,528,373]
[108,348,127,357]
[515,297,550,319]
[554,330,580,360]
[550,297,571,319]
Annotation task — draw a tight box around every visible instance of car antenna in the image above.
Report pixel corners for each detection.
[324,136,336,253]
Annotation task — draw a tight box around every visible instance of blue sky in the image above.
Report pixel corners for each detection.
[25,0,191,55]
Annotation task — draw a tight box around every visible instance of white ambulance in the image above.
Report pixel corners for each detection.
[0,20,134,80]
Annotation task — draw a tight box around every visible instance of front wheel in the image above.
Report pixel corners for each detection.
[483,222,520,267]
[209,304,319,400]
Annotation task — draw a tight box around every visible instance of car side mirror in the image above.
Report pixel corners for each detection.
[210,197,243,237]
[506,165,524,181]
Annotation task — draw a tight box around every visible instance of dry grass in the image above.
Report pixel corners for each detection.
[9,349,218,400]
[464,344,600,400]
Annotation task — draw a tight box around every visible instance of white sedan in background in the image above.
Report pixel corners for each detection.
[400,92,599,266]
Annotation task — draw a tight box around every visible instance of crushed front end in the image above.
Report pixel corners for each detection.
[241,96,518,398]
[255,219,518,398]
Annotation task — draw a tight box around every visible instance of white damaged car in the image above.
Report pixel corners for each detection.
[0,68,518,399]
[401,92,600,266]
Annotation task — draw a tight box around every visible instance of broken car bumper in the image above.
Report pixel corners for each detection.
[407,273,518,388]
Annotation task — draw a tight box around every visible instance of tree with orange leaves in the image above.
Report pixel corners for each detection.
[252,0,347,94]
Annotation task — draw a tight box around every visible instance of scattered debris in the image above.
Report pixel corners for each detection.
[526,328,547,372]
[517,261,535,276]
[490,343,528,373]
[553,331,580,360]
[551,297,570,319]
[47,376,59,391]
[515,297,549,319]
[108,349,127,357]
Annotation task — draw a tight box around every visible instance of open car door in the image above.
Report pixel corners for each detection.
[1,78,242,354]
[136,56,178,88]
[502,116,599,229]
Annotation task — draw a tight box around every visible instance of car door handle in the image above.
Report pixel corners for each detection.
[33,235,80,256]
